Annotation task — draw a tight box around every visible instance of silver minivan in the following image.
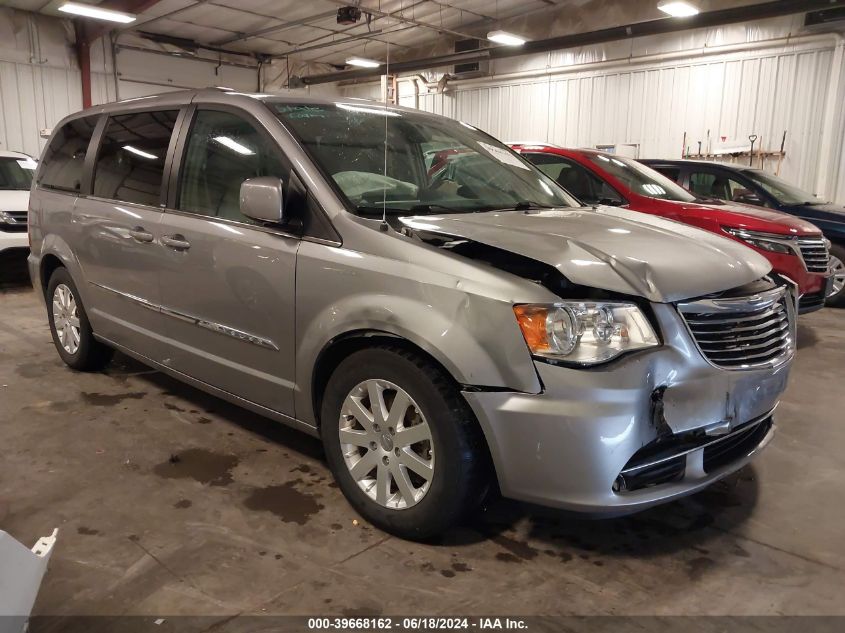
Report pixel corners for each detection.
[28,89,796,539]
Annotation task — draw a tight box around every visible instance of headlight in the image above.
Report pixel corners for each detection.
[513,301,659,365]
[0,211,15,224]
[723,227,794,254]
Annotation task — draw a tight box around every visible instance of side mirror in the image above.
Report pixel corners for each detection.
[240,177,285,224]
[732,189,761,205]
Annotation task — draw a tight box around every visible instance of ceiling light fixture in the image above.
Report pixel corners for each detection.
[346,57,381,68]
[487,31,526,46]
[657,1,700,17]
[58,2,137,23]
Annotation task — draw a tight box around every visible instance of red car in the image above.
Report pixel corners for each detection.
[510,144,831,314]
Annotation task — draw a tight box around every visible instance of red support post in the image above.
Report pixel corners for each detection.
[75,22,92,109]
[72,1,166,107]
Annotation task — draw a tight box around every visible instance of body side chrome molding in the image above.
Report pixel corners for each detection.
[90,282,280,351]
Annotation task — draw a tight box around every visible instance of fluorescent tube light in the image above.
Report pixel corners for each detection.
[122,145,157,160]
[58,2,137,23]
[346,57,381,68]
[213,136,255,155]
[657,1,700,17]
[487,31,526,46]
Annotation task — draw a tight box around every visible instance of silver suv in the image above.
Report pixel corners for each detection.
[28,90,796,539]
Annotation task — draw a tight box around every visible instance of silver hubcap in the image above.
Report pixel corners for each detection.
[52,284,81,355]
[339,379,434,510]
[829,255,845,298]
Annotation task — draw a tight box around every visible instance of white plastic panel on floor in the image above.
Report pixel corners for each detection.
[0,528,58,633]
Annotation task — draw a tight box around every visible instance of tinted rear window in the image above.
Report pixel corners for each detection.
[38,116,98,193]
[0,157,34,190]
[93,110,179,206]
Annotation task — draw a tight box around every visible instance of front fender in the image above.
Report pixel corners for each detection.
[294,242,542,425]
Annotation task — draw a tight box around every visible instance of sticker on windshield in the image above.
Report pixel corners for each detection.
[17,158,37,170]
[478,142,530,170]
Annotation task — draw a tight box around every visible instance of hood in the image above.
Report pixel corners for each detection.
[0,190,29,212]
[786,202,845,225]
[402,206,772,303]
[675,199,820,235]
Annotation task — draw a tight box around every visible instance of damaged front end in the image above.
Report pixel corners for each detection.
[402,220,796,514]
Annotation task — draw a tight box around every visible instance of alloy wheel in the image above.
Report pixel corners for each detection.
[52,283,81,355]
[338,379,434,510]
[829,254,845,299]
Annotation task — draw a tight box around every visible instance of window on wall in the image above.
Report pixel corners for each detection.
[38,116,99,193]
[92,110,179,206]
[177,109,289,224]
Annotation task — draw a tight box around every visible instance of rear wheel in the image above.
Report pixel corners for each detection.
[47,268,113,371]
[320,347,488,540]
[826,244,845,307]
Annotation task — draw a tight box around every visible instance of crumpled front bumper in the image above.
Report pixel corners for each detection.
[462,302,790,515]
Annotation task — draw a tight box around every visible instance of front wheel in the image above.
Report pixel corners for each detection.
[46,267,113,371]
[320,347,489,540]
[826,244,845,308]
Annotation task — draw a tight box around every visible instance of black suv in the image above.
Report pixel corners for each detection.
[641,159,845,307]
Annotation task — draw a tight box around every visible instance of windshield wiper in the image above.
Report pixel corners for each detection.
[410,203,457,213]
[355,204,435,217]
[509,201,556,211]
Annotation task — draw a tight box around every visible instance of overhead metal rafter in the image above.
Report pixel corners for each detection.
[324,0,487,42]
[295,0,845,85]
[212,9,340,45]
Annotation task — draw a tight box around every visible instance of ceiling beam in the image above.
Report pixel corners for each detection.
[212,9,339,46]
[324,0,486,42]
[295,0,845,85]
[77,0,168,43]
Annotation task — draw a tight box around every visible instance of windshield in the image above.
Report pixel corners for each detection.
[0,157,35,190]
[587,154,696,202]
[742,169,824,205]
[270,102,577,215]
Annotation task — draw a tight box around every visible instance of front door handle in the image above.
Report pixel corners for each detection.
[128,227,154,243]
[161,234,191,250]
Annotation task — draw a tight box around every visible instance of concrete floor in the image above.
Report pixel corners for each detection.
[1,248,844,620]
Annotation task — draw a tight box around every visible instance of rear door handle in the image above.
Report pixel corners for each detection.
[161,234,191,250]
[128,227,154,243]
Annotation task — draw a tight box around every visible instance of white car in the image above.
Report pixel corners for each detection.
[1,150,36,254]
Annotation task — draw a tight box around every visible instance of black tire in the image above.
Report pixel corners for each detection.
[826,243,845,308]
[46,267,113,371]
[320,346,489,540]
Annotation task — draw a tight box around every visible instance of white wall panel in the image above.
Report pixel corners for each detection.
[389,38,842,201]
[0,60,81,157]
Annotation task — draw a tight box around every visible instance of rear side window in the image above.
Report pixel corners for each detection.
[653,166,680,182]
[177,109,289,223]
[524,153,623,206]
[38,116,98,193]
[93,110,179,206]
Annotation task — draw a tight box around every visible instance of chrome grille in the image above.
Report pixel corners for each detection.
[678,287,795,370]
[797,237,830,273]
[0,210,27,232]
[2,210,27,223]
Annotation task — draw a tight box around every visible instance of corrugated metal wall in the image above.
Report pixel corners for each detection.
[402,40,839,200]
[0,61,81,157]
[0,9,257,159]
